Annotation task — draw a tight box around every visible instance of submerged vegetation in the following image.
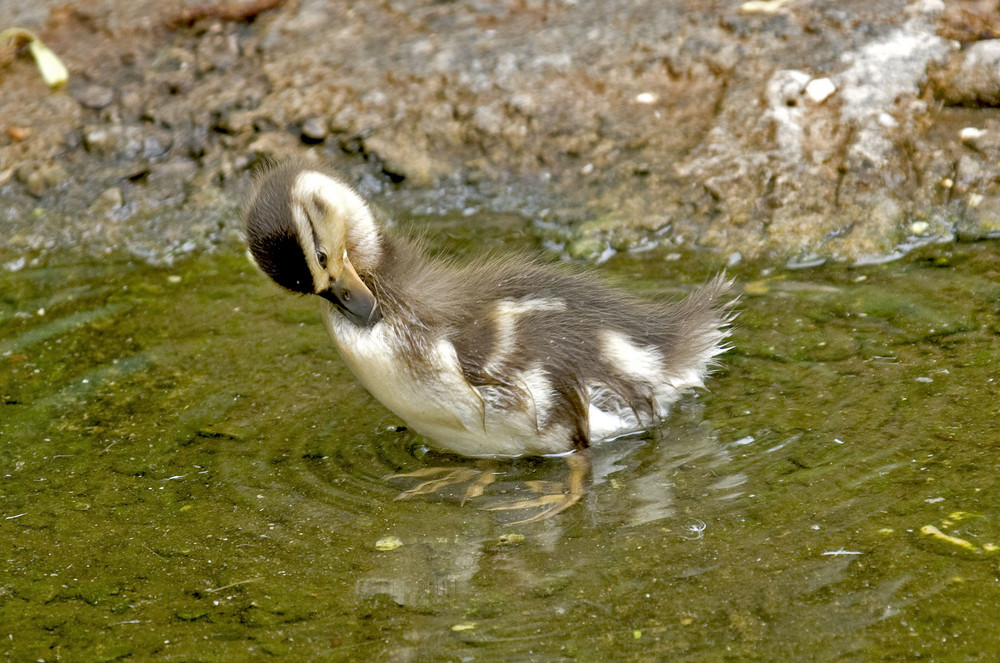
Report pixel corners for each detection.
[2,231,1000,659]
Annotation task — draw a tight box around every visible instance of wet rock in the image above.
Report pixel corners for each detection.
[4,0,1000,266]
[81,125,173,161]
[214,109,257,135]
[363,132,448,186]
[148,47,197,96]
[833,20,951,168]
[954,153,993,192]
[15,161,69,197]
[246,131,310,165]
[958,121,1000,161]
[82,126,118,155]
[88,186,124,215]
[72,83,115,110]
[679,13,952,259]
[932,39,1000,107]
[300,116,328,143]
[141,131,173,160]
[957,194,1000,241]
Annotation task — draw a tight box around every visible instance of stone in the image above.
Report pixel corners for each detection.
[934,39,1000,107]
[82,126,119,155]
[300,116,328,143]
[804,77,836,104]
[246,131,308,165]
[15,161,69,197]
[363,132,447,187]
[88,187,124,215]
[72,83,114,110]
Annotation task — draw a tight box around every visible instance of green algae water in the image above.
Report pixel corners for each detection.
[2,232,1000,661]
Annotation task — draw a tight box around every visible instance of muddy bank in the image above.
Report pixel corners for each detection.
[1,0,999,267]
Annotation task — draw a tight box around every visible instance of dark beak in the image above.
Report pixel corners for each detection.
[318,259,382,327]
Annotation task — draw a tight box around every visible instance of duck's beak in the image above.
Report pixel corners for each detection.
[318,257,382,327]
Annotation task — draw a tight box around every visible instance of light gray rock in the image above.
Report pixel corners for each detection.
[935,40,1000,107]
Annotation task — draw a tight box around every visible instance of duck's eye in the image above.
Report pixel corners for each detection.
[316,249,328,268]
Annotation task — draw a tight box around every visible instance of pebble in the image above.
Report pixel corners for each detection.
[6,126,30,141]
[877,112,899,128]
[83,127,118,155]
[740,0,792,12]
[300,116,328,143]
[88,187,124,215]
[804,77,836,104]
[216,110,256,135]
[16,161,69,197]
[959,126,986,144]
[247,131,306,163]
[142,132,172,160]
[73,84,114,110]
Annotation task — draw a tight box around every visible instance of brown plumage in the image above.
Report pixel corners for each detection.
[244,161,733,520]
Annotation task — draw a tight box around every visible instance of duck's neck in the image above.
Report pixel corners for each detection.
[362,233,442,328]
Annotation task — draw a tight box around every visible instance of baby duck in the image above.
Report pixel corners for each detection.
[244,161,733,522]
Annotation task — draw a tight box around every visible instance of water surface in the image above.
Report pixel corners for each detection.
[2,226,999,661]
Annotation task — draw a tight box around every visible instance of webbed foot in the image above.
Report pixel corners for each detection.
[483,451,590,524]
[384,460,497,504]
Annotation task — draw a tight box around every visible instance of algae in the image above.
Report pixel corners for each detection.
[2,238,1000,660]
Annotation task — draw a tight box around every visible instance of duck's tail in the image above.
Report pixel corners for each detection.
[662,273,737,389]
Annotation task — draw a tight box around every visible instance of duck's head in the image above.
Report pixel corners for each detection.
[244,162,383,327]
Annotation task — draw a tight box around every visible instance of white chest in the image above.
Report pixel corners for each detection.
[321,308,573,457]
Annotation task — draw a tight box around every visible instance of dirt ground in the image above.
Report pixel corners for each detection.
[2,0,999,267]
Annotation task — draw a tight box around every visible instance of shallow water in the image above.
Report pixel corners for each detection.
[2,223,1000,661]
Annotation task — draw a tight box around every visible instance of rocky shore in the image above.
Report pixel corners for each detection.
[2,0,999,268]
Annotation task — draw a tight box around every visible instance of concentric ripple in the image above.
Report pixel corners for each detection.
[8,246,1000,661]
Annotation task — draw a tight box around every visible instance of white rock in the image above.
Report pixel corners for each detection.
[909,0,945,16]
[959,126,987,144]
[877,112,899,128]
[805,77,836,103]
[766,70,811,155]
[836,25,949,164]
[740,0,791,13]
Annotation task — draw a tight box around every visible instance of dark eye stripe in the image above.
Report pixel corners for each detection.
[248,228,314,294]
[310,226,324,264]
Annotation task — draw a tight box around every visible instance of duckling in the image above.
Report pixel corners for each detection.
[244,160,733,523]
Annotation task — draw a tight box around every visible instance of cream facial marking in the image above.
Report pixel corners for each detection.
[291,171,381,273]
[244,162,733,522]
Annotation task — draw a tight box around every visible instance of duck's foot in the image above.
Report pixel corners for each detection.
[384,460,497,504]
[483,451,590,525]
